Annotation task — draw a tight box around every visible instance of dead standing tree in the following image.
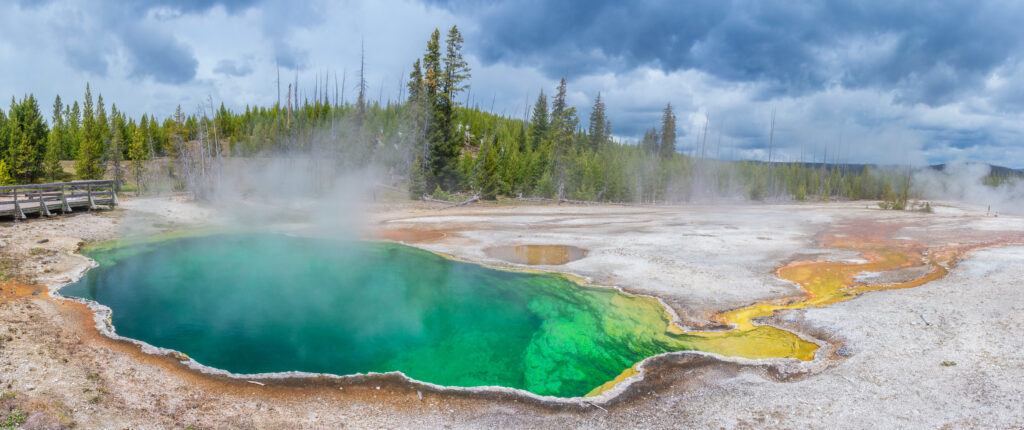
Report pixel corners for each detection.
[175,101,225,201]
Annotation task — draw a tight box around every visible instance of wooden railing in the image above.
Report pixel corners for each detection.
[0,180,118,221]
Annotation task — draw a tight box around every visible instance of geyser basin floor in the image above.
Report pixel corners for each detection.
[60,216,1024,400]
[62,234,708,398]
[8,200,1024,427]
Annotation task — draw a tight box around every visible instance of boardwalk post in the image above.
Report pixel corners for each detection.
[60,184,72,213]
[87,184,97,210]
[39,190,53,217]
[111,182,119,206]
[13,187,26,221]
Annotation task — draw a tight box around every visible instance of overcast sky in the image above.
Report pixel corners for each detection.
[2,0,1023,167]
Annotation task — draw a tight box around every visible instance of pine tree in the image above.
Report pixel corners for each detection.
[442,25,470,103]
[422,31,442,99]
[0,105,10,186]
[659,103,676,158]
[96,94,109,147]
[550,77,578,151]
[528,91,548,151]
[588,92,608,150]
[0,105,7,168]
[108,111,125,190]
[548,78,578,198]
[0,160,11,185]
[422,26,471,191]
[43,95,65,181]
[422,29,445,189]
[168,104,186,157]
[515,122,528,153]
[477,137,502,200]
[128,120,150,193]
[535,170,555,198]
[641,128,660,154]
[77,84,105,179]
[407,59,424,103]
[6,95,49,183]
[500,134,521,195]
[408,154,427,199]
[438,25,471,190]
[66,101,81,159]
[551,78,568,120]
[404,58,429,164]
[215,102,234,153]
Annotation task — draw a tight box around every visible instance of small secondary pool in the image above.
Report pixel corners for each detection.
[484,244,588,265]
[62,233,704,397]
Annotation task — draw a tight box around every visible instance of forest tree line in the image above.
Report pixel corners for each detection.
[2,25,1017,204]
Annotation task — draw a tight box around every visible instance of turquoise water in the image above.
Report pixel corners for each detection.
[62,234,698,397]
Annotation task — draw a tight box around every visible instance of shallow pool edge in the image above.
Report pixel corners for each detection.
[51,231,822,405]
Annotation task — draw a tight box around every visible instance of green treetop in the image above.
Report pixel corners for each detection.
[659,103,676,158]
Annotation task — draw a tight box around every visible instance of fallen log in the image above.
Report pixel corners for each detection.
[444,194,480,209]
[513,196,638,207]
[421,194,480,209]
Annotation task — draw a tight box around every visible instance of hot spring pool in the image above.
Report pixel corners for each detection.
[61,233,704,397]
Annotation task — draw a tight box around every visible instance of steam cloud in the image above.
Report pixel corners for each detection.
[914,162,1024,215]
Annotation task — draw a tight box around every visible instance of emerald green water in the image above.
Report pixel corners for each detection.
[61,234,698,397]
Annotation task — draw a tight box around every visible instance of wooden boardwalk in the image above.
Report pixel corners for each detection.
[1,180,118,221]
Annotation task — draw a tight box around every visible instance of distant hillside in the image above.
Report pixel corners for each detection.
[930,163,1024,177]
[743,161,1022,178]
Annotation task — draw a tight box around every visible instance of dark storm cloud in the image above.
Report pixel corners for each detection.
[214,59,255,77]
[609,109,665,138]
[121,26,199,84]
[24,0,260,84]
[918,127,995,151]
[116,0,261,82]
[258,1,325,71]
[61,39,109,76]
[273,42,310,70]
[430,0,1024,106]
